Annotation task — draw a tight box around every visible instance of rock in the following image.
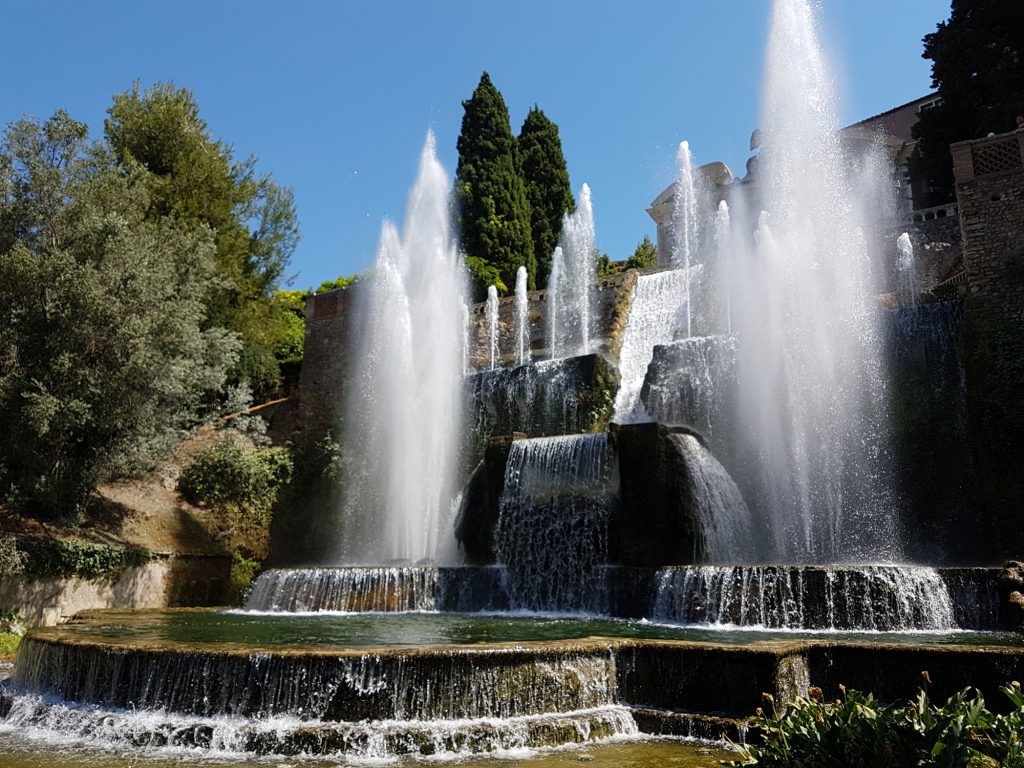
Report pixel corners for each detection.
[1008,591,1024,632]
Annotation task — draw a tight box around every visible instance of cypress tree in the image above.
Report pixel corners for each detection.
[518,107,574,289]
[456,72,535,296]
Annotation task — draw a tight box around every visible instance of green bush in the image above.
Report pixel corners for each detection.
[179,438,293,562]
[17,538,149,582]
[0,538,25,576]
[179,440,292,511]
[228,550,261,604]
[728,679,1024,767]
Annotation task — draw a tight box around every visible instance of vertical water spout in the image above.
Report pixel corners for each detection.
[515,266,529,366]
[714,200,733,335]
[548,184,596,358]
[339,132,468,564]
[728,0,899,562]
[486,285,499,371]
[673,142,699,339]
[896,233,919,308]
[547,247,564,359]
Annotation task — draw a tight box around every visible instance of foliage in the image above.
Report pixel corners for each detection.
[595,248,618,277]
[912,0,1024,203]
[0,538,25,576]
[465,255,508,297]
[727,680,1024,767]
[0,633,20,656]
[624,235,658,271]
[268,435,343,565]
[0,110,240,517]
[314,272,364,294]
[456,72,536,298]
[518,107,574,289]
[105,81,300,397]
[17,538,149,582]
[228,550,261,604]
[178,437,293,560]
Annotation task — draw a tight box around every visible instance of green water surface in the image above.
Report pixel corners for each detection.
[57,609,1020,650]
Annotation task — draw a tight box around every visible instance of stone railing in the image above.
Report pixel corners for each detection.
[951,131,1024,182]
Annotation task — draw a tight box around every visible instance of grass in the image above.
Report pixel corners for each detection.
[0,632,21,658]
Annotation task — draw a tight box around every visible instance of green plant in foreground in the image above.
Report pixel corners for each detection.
[727,679,1024,767]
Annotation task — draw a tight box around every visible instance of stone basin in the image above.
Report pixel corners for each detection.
[1,608,1022,758]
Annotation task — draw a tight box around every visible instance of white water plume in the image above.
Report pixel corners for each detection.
[672,142,700,338]
[547,184,596,359]
[515,265,529,366]
[896,232,919,307]
[486,285,499,370]
[725,0,899,562]
[338,132,468,564]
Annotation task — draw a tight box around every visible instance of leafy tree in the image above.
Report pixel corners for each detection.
[912,0,1024,202]
[518,107,574,288]
[624,235,658,271]
[455,72,535,299]
[0,110,239,517]
[104,82,299,395]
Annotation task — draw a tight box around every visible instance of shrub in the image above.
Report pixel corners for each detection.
[17,538,149,582]
[179,437,293,561]
[0,538,25,576]
[728,678,1024,767]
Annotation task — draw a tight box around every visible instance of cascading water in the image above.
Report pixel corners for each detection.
[726,0,899,562]
[612,268,692,424]
[651,565,959,631]
[495,434,617,612]
[338,132,467,564]
[515,265,529,366]
[896,232,920,307]
[672,142,700,338]
[486,284,499,370]
[669,434,756,563]
[547,184,596,359]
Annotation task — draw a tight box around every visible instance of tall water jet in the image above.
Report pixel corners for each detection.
[714,200,733,335]
[673,142,700,338]
[896,232,920,307]
[729,0,899,562]
[486,285,499,370]
[515,265,529,366]
[338,132,467,563]
[547,184,596,358]
[547,246,564,359]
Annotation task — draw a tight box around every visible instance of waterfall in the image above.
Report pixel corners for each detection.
[651,565,958,631]
[338,132,467,564]
[669,434,756,563]
[468,357,592,445]
[515,266,529,366]
[244,566,511,614]
[641,335,737,444]
[547,184,596,359]
[495,434,617,612]
[611,268,692,424]
[486,285,499,370]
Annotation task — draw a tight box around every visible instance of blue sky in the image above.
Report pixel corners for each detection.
[1,1,950,289]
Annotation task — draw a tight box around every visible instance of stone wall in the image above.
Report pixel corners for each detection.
[0,555,230,626]
[952,132,1024,560]
[298,274,637,445]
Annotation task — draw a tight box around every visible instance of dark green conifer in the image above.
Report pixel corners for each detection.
[518,106,574,289]
[455,72,535,297]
